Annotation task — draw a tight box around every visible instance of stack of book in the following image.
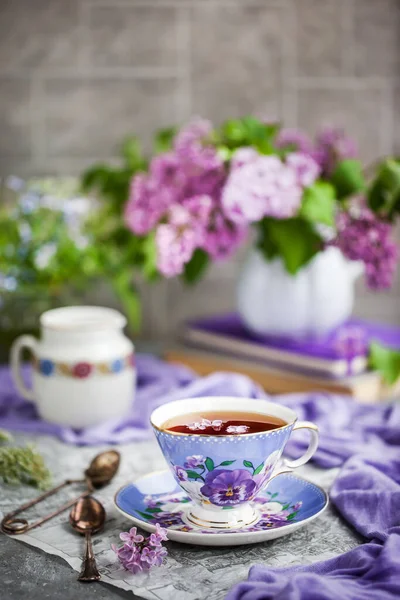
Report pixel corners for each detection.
[164,313,400,403]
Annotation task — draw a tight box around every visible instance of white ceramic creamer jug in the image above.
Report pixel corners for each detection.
[10,306,136,428]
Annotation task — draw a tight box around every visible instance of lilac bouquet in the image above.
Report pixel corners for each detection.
[112,524,168,574]
[123,117,400,291]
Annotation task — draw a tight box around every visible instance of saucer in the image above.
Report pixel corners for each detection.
[114,470,328,547]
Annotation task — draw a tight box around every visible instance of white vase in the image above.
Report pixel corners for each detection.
[237,247,363,338]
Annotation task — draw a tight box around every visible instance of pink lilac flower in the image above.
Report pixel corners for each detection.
[174,118,222,172]
[155,221,199,277]
[286,152,321,187]
[334,202,398,290]
[231,147,259,169]
[119,527,144,544]
[275,128,314,155]
[226,425,249,434]
[222,154,303,222]
[314,126,358,176]
[184,455,206,469]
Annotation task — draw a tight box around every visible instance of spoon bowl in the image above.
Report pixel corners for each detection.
[70,496,106,582]
[69,496,106,535]
[85,450,120,489]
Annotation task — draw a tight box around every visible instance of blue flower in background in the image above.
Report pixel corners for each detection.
[39,359,54,377]
[111,359,124,373]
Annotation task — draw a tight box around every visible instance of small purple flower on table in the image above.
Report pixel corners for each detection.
[333,325,368,358]
[149,523,168,546]
[226,425,249,434]
[112,524,168,574]
[119,526,144,544]
[184,455,206,469]
[201,469,256,506]
[173,465,188,481]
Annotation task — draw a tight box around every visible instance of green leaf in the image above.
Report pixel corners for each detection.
[331,159,365,200]
[111,270,141,333]
[220,460,236,466]
[271,492,278,499]
[137,511,153,521]
[205,457,215,471]
[286,513,297,520]
[281,503,291,510]
[222,506,235,510]
[186,470,203,480]
[141,232,159,281]
[300,182,336,226]
[259,218,323,275]
[253,463,265,475]
[369,341,400,385]
[182,248,209,285]
[243,460,254,469]
[120,137,145,170]
[146,507,163,514]
[367,159,400,220]
[154,126,177,154]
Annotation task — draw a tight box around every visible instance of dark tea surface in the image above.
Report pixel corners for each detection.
[162,411,287,435]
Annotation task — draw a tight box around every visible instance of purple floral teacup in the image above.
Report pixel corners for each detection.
[151,397,318,530]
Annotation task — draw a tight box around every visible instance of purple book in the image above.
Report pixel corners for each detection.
[183,313,400,378]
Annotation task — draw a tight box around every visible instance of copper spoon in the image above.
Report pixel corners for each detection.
[69,495,106,582]
[1,450,120,535]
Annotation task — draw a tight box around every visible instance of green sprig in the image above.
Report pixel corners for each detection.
[0,431,51,490]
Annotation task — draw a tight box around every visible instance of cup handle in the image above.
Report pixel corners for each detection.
[282,421,319,469]
[10,335,37,402]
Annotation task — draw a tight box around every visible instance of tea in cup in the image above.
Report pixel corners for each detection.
[151,397,318,529]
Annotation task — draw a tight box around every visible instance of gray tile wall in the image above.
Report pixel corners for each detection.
[1,0,399,337]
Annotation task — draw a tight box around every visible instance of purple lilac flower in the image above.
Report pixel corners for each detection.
[119,527,144,544]
[292,501,302,511]
[226,425,249,434]
[334,202,398,290]
[200,212,248,261]
[314,126,358,176]
[221,154,303,223]
[184,455,206,469]
[333,325,368,357]
[124,118,247,278]
[149,523,169,546]
[112,525,168,574]
[201,469,256,506]
[173,465,188,482]
[286,152,320,187]
[275,128,314,155]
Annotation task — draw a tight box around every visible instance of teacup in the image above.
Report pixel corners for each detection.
[10,306,136,428]
[151,397,318,529]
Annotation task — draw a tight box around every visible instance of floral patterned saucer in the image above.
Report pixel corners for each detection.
[114,470,328,547]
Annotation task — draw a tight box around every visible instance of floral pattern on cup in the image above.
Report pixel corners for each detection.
[34,353,135,379]
[136,489,302,534]
[171,451,281,507]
